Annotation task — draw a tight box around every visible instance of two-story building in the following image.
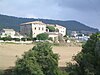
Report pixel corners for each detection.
[20,21,66,42]
[20,21,46,38]
[46,24,66,36]
[55,24,66,36]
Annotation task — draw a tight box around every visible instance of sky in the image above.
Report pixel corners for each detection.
[0,0,100,30]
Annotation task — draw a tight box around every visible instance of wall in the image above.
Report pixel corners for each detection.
[32,24,46,37]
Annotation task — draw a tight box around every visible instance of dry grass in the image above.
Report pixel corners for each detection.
[0,43,81,70]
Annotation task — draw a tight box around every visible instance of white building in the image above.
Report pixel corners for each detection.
[75,34,90,42]
[20,21,46,38]
[46,24,66,36]
[13,32,24,39]
[0,29,16,38]
[0,29,23,39]
[20,21,66,40]
[55,24,66,36]
[71,31,78,37]
[46,32,59,42]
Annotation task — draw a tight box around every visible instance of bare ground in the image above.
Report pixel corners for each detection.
[0,44,81,70]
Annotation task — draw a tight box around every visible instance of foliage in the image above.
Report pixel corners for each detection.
[36,33,48,40]
[0,70,4,75]
[55,28,59,32]
[0,37,21,41]
[0,37,32,41]
[27,38,32,41]
[48,37,53,41]
[46,26,55,32]
[13,42,67,75]
[0,37,12,41]
[66,33,100,75]
[12,38,20,41]
[0,14,99,33]
[21,38,26,41]
[13,52,44,75]
[32,37,37,41]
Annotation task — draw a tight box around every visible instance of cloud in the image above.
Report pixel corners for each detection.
[0,0,60,18]
[0,0,100,30]
[57,0,100,12]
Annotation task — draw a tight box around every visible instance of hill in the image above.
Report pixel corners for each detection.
[0,14,99,33]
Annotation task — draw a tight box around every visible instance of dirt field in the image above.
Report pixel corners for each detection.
[0,43,82,70]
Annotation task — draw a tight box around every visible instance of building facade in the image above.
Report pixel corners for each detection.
[20,21,66,39]
[20,21,46,38]
[0,29,16,38]
[46,32,59,42]
[46,24,66,36]
[55,24,66,36]
[0,29,23,38]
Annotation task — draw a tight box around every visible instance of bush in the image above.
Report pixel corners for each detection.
[0,70,4,75]
[21,38,26,41]
[46,26,55,32]
[13,42,68,75]
[66,33,100,75]
[32,37,37,41]
[12,38,20,41]
[36,33,48,40]
[48,37,53,41]
[27,38,32,41]
[1,37,12,41]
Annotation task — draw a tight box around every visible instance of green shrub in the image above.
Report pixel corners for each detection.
[36,33,48,40]
[21,38,26,41]
[0,70,4,75]
[48,37,53,41]
[13,42,68,75]
[1,37,12,41]
[12,38,20,41]
[46,26,55,32]
[66,33,100,75]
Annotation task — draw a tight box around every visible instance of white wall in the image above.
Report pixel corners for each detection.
[55,25,66,36]
[20,23,46,38]
[49,34,58,41]
[32,24,46,37]
[1,30,15,38]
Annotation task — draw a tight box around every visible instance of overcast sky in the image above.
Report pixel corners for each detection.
[0,0,100,30]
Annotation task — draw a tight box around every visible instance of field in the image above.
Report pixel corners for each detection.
[0,44,82,70]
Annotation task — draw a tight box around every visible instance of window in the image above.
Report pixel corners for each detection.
[42,27,44,30]
[39,27,40,30]
[35,27,36,30]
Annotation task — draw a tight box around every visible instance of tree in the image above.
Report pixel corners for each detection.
[36,33,48,40]
[66,33,100,75]
[32,42,59,75]
[13,51,44,75]
[13,42,67,75]
[46,26,55,32]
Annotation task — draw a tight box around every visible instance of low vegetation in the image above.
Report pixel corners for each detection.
[66,33,100,75]
[36,33,49,40]
[1,33,100,75]
[12,42,67,75]
[0,70,4,75]
[0,37,32,41]
[0,14,99,32]
[46,26,55,32]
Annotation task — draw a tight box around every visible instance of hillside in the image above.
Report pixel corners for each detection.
[0,14,99,33]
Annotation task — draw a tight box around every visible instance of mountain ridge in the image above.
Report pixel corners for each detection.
[0,14,99,33]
